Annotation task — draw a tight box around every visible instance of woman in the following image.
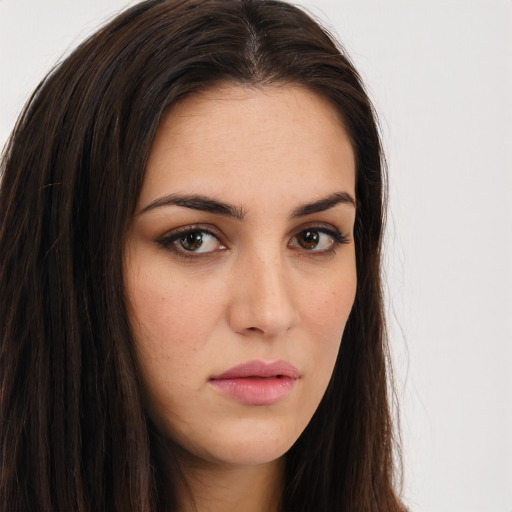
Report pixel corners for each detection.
[0,0,403,510]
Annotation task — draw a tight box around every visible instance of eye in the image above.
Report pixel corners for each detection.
[178,231,218,253]
[158,228,225,256]
[290,227,348,253]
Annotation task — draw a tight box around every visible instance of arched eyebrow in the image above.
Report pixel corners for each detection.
[290,192,355,218]
[138,191,355,219]
[139,194,246,219]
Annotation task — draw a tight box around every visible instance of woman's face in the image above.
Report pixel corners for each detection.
[124,84,357,469]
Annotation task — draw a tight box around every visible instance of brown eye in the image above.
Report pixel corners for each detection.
[180,232,204,251]
[158,228,226,257]
[290,227,345,253]
[296,230,320,250]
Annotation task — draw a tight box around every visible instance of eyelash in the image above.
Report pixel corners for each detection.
[156,224,349,260]
[157,225,225,260]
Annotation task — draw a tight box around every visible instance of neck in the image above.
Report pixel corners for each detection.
[174,455,284,512]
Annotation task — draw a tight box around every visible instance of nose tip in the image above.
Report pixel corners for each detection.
[227,258,299,338]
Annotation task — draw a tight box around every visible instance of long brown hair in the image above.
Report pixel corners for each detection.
[0,1,403,510]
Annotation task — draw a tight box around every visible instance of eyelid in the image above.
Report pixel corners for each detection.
[155,221,350,260]
[159,223,224,239]
[291,221,350,240]
[289,223,350,252]
[156,224,227,257]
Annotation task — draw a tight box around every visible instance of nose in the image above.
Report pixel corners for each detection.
[227,251,300,338]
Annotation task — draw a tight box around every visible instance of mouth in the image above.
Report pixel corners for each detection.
[208,360,300,406]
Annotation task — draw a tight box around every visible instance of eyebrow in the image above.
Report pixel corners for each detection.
[139,191,355,219]
[139,193,246,220]
[290,191,356,218]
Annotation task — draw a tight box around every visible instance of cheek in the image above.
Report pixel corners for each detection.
[127,265,223,353]
[301,270,357,367]
[308,261,357,321]
[125,265,236,419]
[124,265,208,385]
[126,277,213,427]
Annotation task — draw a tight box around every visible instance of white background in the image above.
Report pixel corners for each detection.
[1,1,511,511]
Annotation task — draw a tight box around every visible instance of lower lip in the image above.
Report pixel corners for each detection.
[209,376,297,405]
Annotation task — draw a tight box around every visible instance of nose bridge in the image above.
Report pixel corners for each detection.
[228,245,299,337]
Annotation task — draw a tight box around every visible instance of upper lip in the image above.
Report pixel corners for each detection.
[210,360,300,380]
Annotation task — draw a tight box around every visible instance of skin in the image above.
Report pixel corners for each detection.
[124,84,357,511]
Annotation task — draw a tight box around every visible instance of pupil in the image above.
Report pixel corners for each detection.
[181,232,203,251]
[300,230,319,249]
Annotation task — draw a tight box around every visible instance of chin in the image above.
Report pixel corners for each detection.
[200,439,293,468]
[167,416,305,469]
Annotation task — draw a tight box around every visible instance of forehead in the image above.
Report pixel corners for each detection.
[139,84,355,210]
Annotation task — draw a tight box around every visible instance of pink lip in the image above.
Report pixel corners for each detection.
[209,360,300,406]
